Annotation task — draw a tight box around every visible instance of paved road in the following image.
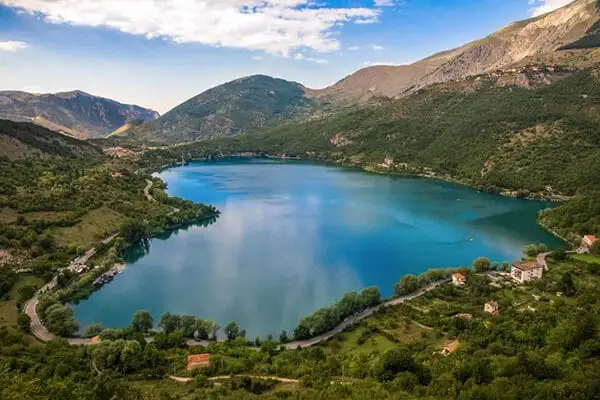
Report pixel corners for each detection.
[144,179,180,215]
[537,252,550,270]
[34,279,450,347]
[144,179,156,202]
[23,286,57,342]
[24,233,118,343]
[283,279,448,349]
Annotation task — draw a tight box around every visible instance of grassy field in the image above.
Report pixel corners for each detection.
[8,275,45,301]
[130,378,298,399]
[320,309,439,356]
[53,207,125,248]
[0,275,45,331]
[571,253,600,264]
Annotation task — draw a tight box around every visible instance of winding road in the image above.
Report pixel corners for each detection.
[25,277,450,348]
[144,179,180,215]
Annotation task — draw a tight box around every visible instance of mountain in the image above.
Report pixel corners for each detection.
[0,119,103,160]
[317,0,600,103]
[137,0,600,143]
[133,75,315,143]
[0,90,159,139]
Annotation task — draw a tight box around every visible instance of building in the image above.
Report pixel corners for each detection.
[511,261,544,283]
[582,235,598,252]
[187,354,211,370]
[384,157,394,167]
[452,273,467,286]
[484,301,500,316]
[441,340,459,356]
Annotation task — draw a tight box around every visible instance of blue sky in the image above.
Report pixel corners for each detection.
[0,0,574,113]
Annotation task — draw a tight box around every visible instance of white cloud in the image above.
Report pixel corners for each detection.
[362,60,399,67]
[251,55,263,60]
[372,44,384,50]
[374,0,395,6]
[355,17,378,24]
[348,46,360,51]
[293,52,327,63]
[528,0,575,16]
[1,0,380,56]
[0,40,28,52]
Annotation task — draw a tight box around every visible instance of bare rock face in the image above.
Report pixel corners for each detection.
[0,90,159,139]
[318,0,600,103]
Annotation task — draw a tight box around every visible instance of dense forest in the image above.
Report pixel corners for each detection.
[2,252,600,399]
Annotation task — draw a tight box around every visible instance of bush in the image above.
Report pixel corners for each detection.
[17,313,31,332]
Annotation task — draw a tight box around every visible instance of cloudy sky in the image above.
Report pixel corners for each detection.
[0,0,574,113]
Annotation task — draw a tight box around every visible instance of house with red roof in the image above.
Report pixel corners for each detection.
[582,235,598,252]
[452,273,467,286]
[187,354,211,370]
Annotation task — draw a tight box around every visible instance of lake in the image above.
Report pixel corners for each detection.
[74,159,562,338]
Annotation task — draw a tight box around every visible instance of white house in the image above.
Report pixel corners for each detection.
[511,261,544,283]
[581,235,598,252]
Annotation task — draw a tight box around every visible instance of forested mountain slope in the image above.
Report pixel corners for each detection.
[0,119,103,160]
[0,90,159,139]
[133,75,315,143]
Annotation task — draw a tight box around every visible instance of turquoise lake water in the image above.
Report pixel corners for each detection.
[74,159,562,337]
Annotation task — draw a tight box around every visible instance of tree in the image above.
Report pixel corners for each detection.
[558,271,576,297]
[361,286,381,308]
[179,315,197,338]
[84,323,105,338]
[131,310,153,333]
[120,221,149,244]
[224,321,240,341]
[523,244,539,257]
[394,274,419,296]
[536,243,548,254]
[279,330,289,343]
[501,261,510,272]
[45,303,78,337]
[551,249,568,261]
[99,328,125,341]
[17,313,31,332]
[373,347,415,381]
[491,261,499,271]
[18,285,37,302]
[591,241,600,256]
[159,312,180,335]
[473,257,491,273]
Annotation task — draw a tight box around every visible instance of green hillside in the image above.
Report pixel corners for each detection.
[0,119,104,160]
[136,75,315,142]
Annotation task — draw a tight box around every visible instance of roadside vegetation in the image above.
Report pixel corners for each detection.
[1,254,599,399]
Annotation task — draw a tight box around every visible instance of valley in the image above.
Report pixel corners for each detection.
[1,0,600,398]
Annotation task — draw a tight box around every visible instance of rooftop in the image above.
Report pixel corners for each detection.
[453,273,466,280]
[584,235,598,242]
[512,261,543,271]
[188,354,210,364]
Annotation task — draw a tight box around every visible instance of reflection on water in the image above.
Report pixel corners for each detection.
[74,160,563,338]
[126,217,219,264]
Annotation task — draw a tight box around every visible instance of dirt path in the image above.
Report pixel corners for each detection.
[168,375,299,384]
